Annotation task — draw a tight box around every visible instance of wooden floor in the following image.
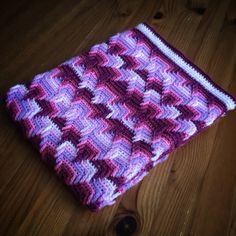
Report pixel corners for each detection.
[0,0,236,235]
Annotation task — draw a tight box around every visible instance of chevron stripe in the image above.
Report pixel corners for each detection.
[6,22,236,211]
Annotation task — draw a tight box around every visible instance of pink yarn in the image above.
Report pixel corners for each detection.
[6,23,236,211]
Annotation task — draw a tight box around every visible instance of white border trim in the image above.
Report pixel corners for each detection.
[136,23,236,111]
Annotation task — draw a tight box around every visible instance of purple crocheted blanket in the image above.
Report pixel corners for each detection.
[6,23,236,211]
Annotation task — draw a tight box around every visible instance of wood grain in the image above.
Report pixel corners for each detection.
[0,0,236,235]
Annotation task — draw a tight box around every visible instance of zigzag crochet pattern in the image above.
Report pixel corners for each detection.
[6,23,236,211]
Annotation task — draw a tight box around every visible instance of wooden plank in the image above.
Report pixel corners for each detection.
[0,0,235,235]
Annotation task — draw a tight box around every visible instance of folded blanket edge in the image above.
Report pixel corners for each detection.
[135,22,236,111]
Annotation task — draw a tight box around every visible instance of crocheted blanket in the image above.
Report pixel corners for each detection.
[6,23,236,211]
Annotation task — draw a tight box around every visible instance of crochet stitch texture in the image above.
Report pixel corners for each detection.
[6,23,236,211]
